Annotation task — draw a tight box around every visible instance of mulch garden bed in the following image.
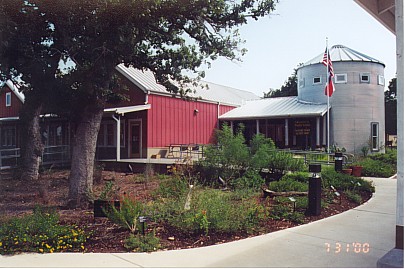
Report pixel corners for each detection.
[0,169,372,253]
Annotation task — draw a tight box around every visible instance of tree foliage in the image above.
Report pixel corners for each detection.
[263,65,301,98]
[1,0,278,208]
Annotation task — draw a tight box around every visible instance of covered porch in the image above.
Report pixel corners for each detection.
[219,97,329,150]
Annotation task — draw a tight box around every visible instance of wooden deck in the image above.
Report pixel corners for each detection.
[98,157,198,174]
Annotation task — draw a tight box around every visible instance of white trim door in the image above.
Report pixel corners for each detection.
[128,119,142,158]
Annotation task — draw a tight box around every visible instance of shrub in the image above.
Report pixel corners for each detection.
[268,178,308,192]
[355,158,396,177]
[167,188,267,235]
[0,206,87,254]
[124,231,160,252]
[231,169,264,191]
[153,177,188,199]
[321,167,375,193]
[369,149,397,165]
[344,190,362,205]
[280,172,309,183]
[104,196,144,233]
[270,204,290,221]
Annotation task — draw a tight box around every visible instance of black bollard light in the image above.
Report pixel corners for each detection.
[307,164,322,216]
[334,152,343,172]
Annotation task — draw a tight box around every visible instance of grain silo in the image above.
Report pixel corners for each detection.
[297,45,386,154]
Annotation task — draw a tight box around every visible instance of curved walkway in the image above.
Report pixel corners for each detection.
[0,177,397,268]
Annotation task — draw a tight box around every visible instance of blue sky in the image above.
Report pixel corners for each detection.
[203,0,397,97]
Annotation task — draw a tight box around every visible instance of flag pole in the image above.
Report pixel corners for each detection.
[326,37,330,154]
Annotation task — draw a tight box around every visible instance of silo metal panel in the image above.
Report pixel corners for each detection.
[297,46,385,153]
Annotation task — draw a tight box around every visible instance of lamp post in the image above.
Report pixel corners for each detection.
[307,164,322,216]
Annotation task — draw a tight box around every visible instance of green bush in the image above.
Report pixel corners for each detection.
[321,167,375,193]
[344,190,362,205]
[167,188,267,235]
[104,196,144,233]
[124,232,160,252]
[369,149,397,165]
[354,158,396,177]
[153,177,188,199]
[231,169,264,191]
[0,206,88,254]
[280,172,309,183]
[270,204,290,220]
[268,178,308,192]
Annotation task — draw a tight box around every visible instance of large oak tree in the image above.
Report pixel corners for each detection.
[1,0,278,208]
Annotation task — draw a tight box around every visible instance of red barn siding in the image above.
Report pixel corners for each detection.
[147,95,238,148]
[0,87,23,118]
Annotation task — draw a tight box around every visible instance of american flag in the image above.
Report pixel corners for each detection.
[322,48,335,97]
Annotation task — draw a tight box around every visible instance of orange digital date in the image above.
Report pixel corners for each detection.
[325,242,370,254]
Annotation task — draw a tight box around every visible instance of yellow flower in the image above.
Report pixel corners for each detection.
[81,245,85,250]
[0,242,2,247]
[39,248,44,253]
[14,241,19,245]
[45,244,51,249]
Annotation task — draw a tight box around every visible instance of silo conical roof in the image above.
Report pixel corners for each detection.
[302,44,385,67]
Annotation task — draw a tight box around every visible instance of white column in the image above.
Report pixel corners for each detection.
[323,116,327,146]
[395,0,404,248]
[230,121,234,134]
[256,119,260,134]
[316,117,320,147]
[112,114,121,161]
[284,118,289,147]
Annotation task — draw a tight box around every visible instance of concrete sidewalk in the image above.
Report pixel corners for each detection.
[0,177,397,268]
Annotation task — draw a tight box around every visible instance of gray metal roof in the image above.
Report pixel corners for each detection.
[302,44,385,67]
[219,96,328,120]
[116,64,259,106]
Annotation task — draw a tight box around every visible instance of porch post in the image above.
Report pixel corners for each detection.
[284,118,289,147]
[265,119,268,138]
[316,117,320,147]
[230,121,234,133]
[112,114,121,161]
[256,119,260,134]
[322,115,327,147]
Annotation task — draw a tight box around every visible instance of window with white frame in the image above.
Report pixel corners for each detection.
[371,122,379,151]
[334,74,347,84]
[5,92,11,107]
[360,73,370,83]
[1,126,16,147]
[378,75,385,86]
[97,121,125,147]
[313,76,322,85]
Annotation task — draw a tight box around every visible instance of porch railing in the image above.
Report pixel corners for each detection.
[0,145,71,170]
[279,149,355,166]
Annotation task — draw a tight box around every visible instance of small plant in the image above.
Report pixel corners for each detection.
[270,204,290,221]
[231,169,264,191]
[104,196,144,233]
[268,178,308,192]
[361,145,369,157]
[98,180,119,200]
[344,190,362,205]
[0,206,88,254]
[153,176,188,199]
[124,231,160,252]
[288,211,305,224]
[189,210,210,236]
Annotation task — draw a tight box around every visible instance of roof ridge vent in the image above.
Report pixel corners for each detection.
[331,44,345,49]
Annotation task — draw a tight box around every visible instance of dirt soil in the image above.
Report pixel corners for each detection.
[0,169,372,253]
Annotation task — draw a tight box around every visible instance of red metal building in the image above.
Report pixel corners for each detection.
[97,65,258,160]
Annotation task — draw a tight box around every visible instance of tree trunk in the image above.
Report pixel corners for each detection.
[68,103,104,209]
[19,103,44,181]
